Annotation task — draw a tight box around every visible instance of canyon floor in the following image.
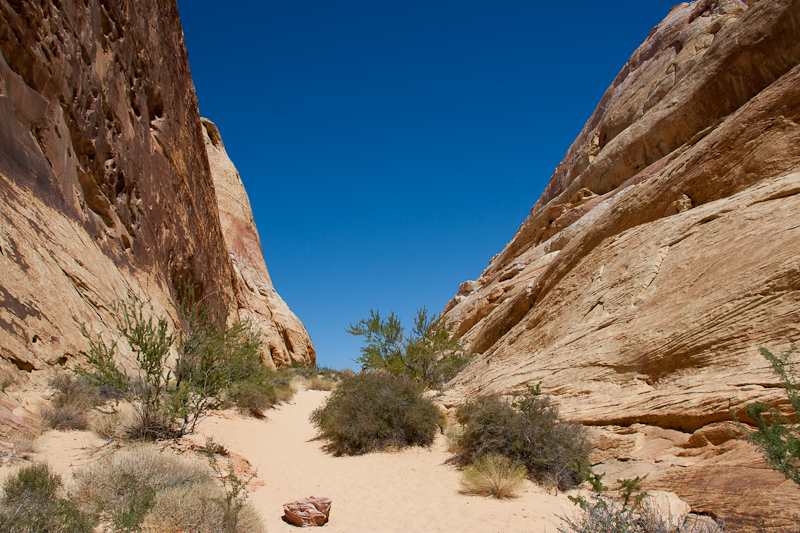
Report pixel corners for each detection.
[3,389,576,533]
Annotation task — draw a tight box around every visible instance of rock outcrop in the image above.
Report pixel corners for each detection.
[0,0,313,413]
[443,0,800,526]
[202,118,314,368]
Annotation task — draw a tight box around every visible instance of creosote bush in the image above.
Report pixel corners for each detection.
[459,454,527,499]
[456,384,589,491]
[310,371,441,455]
[77,290,302,439]
[348,307,469,389]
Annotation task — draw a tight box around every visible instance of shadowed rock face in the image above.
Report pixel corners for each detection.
[0,0,313,423]
[202,118,315,368]
[443,0,800,526]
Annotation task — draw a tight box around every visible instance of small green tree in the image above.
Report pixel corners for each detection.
[77,289,269,439]
[745,344,800,486]
[77,295,175,439]
[348,307,468,388]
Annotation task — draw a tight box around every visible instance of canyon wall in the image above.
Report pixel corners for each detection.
[0,0,313,429]
[443,0,800,525]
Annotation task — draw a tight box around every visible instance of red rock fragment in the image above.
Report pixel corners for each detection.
[283,496,332,527]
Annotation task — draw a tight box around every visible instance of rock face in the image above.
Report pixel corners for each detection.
[443,0,800,526]
[0,0,313,399]
[202,118,314,368]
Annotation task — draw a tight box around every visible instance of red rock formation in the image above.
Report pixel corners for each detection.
[0,0,313,405]
[443,0,800,526]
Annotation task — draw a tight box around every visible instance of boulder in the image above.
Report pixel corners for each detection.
[283,497,332,527]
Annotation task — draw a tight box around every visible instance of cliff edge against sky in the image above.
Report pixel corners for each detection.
[0,0,313,435]
[443,0,800,525]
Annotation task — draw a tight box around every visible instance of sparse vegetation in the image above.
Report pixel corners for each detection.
[455,384,589,491]
[310,371,441,455]
[308,376,335,391]
[76,290,307,439]
[69,444,264,532]
[559,466,723,533]
[744,344,800,486]
[0,462,95,532]
[348,307,469,389]
[459,454,527,499]
[41,373,100,431]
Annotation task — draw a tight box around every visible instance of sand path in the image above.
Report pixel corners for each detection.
[199,389,573,533]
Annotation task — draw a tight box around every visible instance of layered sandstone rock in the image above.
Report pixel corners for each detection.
[202,118,314,368]
[443,0,800,525]
[0,0,312,422]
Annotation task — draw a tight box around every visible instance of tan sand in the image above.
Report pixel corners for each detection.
[199,389,575,533]
[1,389,577,532]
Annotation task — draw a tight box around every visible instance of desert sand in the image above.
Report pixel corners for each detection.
[5,389,577,532]
[199,389,574,533]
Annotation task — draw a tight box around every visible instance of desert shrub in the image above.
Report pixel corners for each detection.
[456,384,589,491]
[459,454,527,499]
[42,373,102,431]
[310,371,441,455]
[348,307,469,389]
[743,344,800,486]
[0,463,95,532]
[227,381,277,418]
[140,482,265,533]
[42,405,89,431]
[77,289,293,437]
[72,445,214,531]
[559,467,723,533]
[308,376,335,391]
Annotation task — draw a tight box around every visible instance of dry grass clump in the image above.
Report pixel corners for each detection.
[9,430,40,461]
[42,373,101,431]
[459,454,527,499]
[72,445,214,529]
[140,482,265,533]
[308,376,335,391]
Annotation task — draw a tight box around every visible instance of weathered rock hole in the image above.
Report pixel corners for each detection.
[9,357,34,372]
[56,356,68,366]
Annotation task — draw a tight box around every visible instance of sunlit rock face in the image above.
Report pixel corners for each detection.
[0,0,312,408]
[202,118,315,368]
[443,0,800,526]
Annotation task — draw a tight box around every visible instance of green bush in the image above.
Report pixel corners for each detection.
[559,466,723,533]
[348,307,469,389]
[455,384,589,491]
[77,289,300,438]
[0,463,95,532]
[310,371,441,455]
[744,344,800,486]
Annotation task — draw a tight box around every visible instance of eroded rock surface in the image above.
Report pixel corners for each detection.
[202,118,314,368]
[443,0,800,526]
[0,0,312,407]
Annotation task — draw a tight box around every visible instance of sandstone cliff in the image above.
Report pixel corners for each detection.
[443,0,800,525]
[202,118,314,368]
[0,0,313,435]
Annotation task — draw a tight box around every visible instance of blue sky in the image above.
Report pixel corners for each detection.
[177,1,681,370]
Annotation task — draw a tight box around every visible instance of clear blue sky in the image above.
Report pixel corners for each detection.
[177,1,681,370]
